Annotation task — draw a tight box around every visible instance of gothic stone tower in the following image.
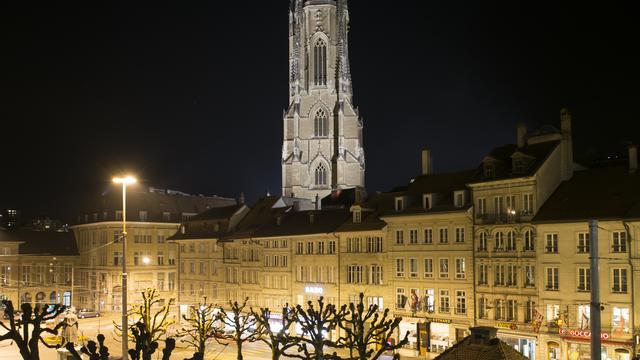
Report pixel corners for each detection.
[282,0,365,202]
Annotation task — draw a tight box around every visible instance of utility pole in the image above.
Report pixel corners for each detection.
[589,219,602,359]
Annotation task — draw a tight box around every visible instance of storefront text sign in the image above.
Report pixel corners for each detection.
[495,322,518,330]
[425,317,452,324]
[559,328,610,340]
[304,286,323,294]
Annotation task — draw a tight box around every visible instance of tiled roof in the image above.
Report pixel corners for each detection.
[76,188,236,225]
[533,164,640,223]
[253,208,351,237]
[0,230,78,256]
[188,204,245,222]
[336,209,386,232]
[435,327,528,360]
[378,170,475,217]
[469,140,560,183]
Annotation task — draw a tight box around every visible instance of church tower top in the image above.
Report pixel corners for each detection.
[282,0,364,203]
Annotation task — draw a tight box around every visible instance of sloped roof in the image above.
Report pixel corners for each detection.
[469,140,560,183]
[378,170,475,217]
[435,327,528,360]
[337,209,387,232]
[223,197,292,240]
[188,204,245,222]
[254,208,351,237]
[408,170,475,196]
[76,188,236,225]
[533,165,640,223]
[0,230,78,256]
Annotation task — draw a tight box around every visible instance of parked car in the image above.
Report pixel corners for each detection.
[77,308,100,319]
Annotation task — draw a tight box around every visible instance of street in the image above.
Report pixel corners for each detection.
[0,313,433,360]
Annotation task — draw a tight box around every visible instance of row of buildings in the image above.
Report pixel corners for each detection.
[2,2,638,360]
[4,110,636,360]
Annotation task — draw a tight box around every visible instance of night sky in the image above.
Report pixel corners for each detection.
[1,1,638,221]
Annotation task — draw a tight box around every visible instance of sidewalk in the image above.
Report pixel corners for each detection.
[396,348,440,360]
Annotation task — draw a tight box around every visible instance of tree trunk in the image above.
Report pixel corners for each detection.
[17,340,32,360]
[28,331,40,360]
[272,349,280,360]
[236,339,243,360]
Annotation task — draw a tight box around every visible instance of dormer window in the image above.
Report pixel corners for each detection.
[483,163,495,178]
[423,194,432,210]
[115,211,123,221]
[454,191,466,208]
[353,209,362,223]
[395,197,405,212]
[513,159,525,174]
[139,211,148,222]
[162,212,171,222]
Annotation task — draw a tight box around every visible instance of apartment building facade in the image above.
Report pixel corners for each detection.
[533,160,640,360]
[71,187,235,311]
[379,169,476,355]
[0,230,78,307]
[467,112,575,359]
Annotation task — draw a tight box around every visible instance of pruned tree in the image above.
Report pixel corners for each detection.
[65,333,110,360]
[217,297,260,360]
[339,293,409,360]
[251,304,299,360]
[113,288,175,360]
[176,299,223,359]
[291,297,347,360]
[162,338,176,360]
[0,300,68,360]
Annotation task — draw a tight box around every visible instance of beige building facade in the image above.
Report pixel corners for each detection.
[71,187,235,311]
[0,230,77,308]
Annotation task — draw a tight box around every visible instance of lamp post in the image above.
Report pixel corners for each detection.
[113,175,136,360]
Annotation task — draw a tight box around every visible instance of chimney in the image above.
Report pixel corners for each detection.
[421,149,432,175]
[315,194,321,210]
[293,201,301,212]
[469,327,498,345]
[238,192,245,205]
[560,108,574,180]
[516,122,527,148]
[355,188,362,204]
[309,212,315,224]
[629,145,638,174]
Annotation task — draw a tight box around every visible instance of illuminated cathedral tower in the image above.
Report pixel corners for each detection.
[281,0,365,202]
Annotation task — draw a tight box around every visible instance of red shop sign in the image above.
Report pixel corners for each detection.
[559,328,610,340]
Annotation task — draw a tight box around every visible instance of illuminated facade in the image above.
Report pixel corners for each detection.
[282,0,365,202]
[71,187,235,311]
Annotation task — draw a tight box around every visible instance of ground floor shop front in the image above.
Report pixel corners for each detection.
[496,328,538,360]
[396,316,471,355]
[541,332,634,360]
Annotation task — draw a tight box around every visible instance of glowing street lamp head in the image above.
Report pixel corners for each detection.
[142,257,151,265]
[113,176,137,185]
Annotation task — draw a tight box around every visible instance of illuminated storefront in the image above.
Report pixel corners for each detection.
[494,323,536,360]
[543,329,633,360]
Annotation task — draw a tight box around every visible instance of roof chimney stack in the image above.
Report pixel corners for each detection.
[421,149,432,175]
[315,193,321,210]
[629,145,638,174]
[469,327,498,345]
[517,122,527,148]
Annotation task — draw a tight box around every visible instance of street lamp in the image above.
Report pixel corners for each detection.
[113,175,136,359]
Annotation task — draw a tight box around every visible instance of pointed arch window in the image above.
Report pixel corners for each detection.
[314,38,327,86]
[315,163,328,186]
[314,108,328,137]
